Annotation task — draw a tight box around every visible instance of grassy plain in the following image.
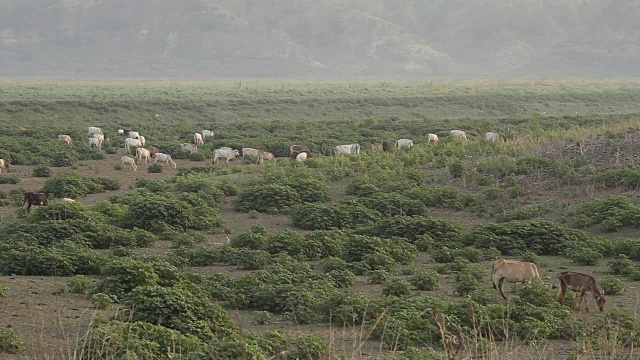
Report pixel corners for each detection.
[0,79,640,359]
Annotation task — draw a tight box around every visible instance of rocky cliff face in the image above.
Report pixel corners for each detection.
[0,0,637,78]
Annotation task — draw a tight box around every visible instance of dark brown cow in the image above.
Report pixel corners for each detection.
[290,145,309,159]
[555,271,606,312]
[382,141,392,152]
[23,192,48,212]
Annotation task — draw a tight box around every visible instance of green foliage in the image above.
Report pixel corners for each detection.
[290,202,378,230]
[409,270,442,291]
[90,293,117,309]
[32,165,52,177]
[63,275,93,294]
[327,269,355,288]
[573,195,640,230]
[230,231,268,250]
[361,216,463,244]
[0,285,9,297]
[608,254,635,275]
[254,311,272,325]
[51,151,77,167]
[236,249,272,270]
[41,171,119,198]
[447,158,465,178]
[514,282,555,307]
[594,165,640,190]
[367,269,391,284]
[599,275,625,295]
[571,249,603,266]
[235,184,301,213]
[0,328,24,354]
[382,278,412,297]
[147,163,163,173]
[0,175,20,184]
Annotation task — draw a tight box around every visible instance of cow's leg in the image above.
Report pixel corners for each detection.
[498,277,507,299]
[581,289,589,312]
[577,290,586,312]
[556,285,565,304]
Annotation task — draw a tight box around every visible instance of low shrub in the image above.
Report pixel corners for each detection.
[63,275,93,294]
[90,293,117,309]
[147,163,163,173]
[571,249,603,266]
[608,254,635,275]
[253,311,272,325]
[32,165,52,177]
[599,275,625,295]
[409,270,442,291]
[382,279,412,297]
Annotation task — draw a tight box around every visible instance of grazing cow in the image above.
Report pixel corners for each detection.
[242,148,261,159]
[117,129,131,136]
[450,130,468,141]
[395,139,414,150]
[148,146,160,155]
[427,134,439,144]
[138,135,146,146]
[58,134,72,144]
[296,152,308,162]
[89,137,102,149]
[88,127,103,136]
[290,145,310,159]
[194,133,204,145]
[121,156,137,172]
[125,138,143,154]
[152,153,177,169]
[334,144,361,155]
[491,259,543,299]
[181,143,198,154]
[213,148,240,166]
[136,147,151,165]
[23,192,48,212]
[555,271,606,312]
[128,131,141,139]
[485,132,499,143]
[382,141,392,152]
[258,151,276,164]
[0,159,6,174]
[202,130,214,139]
[371,143,383,151]
[92,133,106,143]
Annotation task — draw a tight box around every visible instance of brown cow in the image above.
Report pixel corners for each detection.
[382,141,392,152]
[23,192,48,212]
[259,151,276,164]
[290,145,309,159]
[492,259,543,299]
[371,143,383,151]
[555,271,606,312]
[148,146,160,155]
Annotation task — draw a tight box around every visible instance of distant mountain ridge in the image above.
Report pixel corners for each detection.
[0,0,638,78]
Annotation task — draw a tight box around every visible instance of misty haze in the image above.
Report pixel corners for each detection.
[1,0,639,78]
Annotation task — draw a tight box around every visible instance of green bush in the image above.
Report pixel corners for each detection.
[230,231,268,250]
[319,257,349,273]
[41,171,119,198]
[236,250,271,270]
[51,151,77,167]
[382,279,412,297]
[367,269,391,284]
[599,275,625,295]
[0,328,24,354]
[409,270,442,291]
[513,282,555,307]
[253,311,272,325]
[571,249,603,266]
[63,275,93,294]
[327,269,355,288]
[235,184,301,213]
[32,165,52,177]
[608,254,635,275]
[147,163,163,173]
[90,293,117,309]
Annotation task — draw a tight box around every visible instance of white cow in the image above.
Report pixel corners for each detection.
[485,132,499,143]
[334,144,361,155]
[296,152,308,162]
[121,156,137,172]
[242,148,261,158]
[136,147,151,165]
[0,159,6,174]
[138,135,146,146]
[88,127,103,136]
[152,152,177,169]
[89,137,102,149]
[61,198,76,202]
[58,134,72,144]
[427,134,439,144]
[395,139,413,150]
[125,138,142,154]
[194,133,204,145]
[213,148,240,166]
[128,131,140,139]
[92,133,105,143]
[181,143,198,154]
[202,130,214,139]
[450,130,468,141]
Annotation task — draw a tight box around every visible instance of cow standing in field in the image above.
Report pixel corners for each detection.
[450,130,468,141]
[258,151,276,164]
[382,141,392,152]
[58,134,72,144]
[554,271,606,312]
[136,147,151,165]
[152,153,177,169]
[395,139,414,150]
[202,130,214,140]
[491,259,543,299]
[427,134,439,144]
[334,144,361,155]
[125,138,142,154]
[88,127,103,136]
[181,143,198,154]
[213,148,240,166]
[485,132,500,143]
[89,137,102,149]
[23,192,48,212]
[295,151,310,162]
[121,156,137,172]
[289,145,309,160]
[194,133,204,145]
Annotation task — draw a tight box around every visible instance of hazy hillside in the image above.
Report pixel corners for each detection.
[0,0,638,78]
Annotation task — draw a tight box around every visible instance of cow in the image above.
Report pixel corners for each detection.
[121,156,137,172]
[334,144,361,155]
[128,131,141,139]
[152,153,177,169]
[181,143,198,154]
[491,259,543,299]
[117,129,131,136]
[382,141,392,152]
[296,152,308,162]
[88,127,103,136]
[258,151,276,164]
[395,139,414,150]
[554,271,606,312]
[125,138,142,154]
[371,143,383,151]
[58,134,72,144]
[427,134,439,144]
[0,159,6,174]
[290,145,309,159]
[92,133,106,144]
[138,135,146,147]
[136,147,151,165]
[202,130,214,140]
[194,133,204,145]
[242,148,261,159]
[485,132,500,143]
[89,137,102,149]
[450,130,468,141]
[148,146,160,155]
[23,192,48,212]
[213,148,240,166]
[61,198,75,202]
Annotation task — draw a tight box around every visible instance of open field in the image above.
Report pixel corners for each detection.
[1,79,640,359]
